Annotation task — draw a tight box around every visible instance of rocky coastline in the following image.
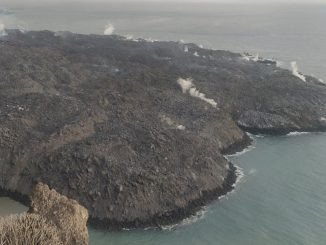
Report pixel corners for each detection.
[1,29,326,230]
[89,137,249,230]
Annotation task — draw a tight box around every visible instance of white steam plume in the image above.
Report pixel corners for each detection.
[178,78,193,93]
[177,78,217,108]
[242,56,250,62]
[319,78,326,84]
[1,8,28,35]
[276,60,284,68]
[241,53,259,62]
[177,125,186,130]
[0,22,7,37]
[104,22,115,35]
[160,115,186,130]
[144,37,159,43]
[253,53,259,62]
[125,34,134,40]
[291,61,306,82]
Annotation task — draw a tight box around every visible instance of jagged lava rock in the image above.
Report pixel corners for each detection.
[0,30,325,228]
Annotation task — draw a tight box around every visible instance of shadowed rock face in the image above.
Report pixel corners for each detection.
[0,30,325,229]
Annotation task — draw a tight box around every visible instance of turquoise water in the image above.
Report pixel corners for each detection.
[90,133,326,245]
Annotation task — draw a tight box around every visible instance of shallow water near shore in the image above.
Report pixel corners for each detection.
[89,133,326,245]
[0,197,28,217]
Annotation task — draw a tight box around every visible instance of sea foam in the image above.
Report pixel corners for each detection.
[232,165,245,188]
[161,207,208,231]
[286,131,309,137]
[291,61,306,82]
[225,133,257,158]
[226,144,256,158]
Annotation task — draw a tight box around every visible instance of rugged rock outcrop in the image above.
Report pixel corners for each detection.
[0,183,89,245]
[0,30,325,229]
[30,183,89,245]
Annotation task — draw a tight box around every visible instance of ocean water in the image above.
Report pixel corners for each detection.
[0,197,27,217]
[1,3,326,244]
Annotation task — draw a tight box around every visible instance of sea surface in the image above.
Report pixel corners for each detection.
[0,197,27,217]
[1,3,326,244]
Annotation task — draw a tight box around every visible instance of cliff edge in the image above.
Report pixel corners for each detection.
[0,183,89,245]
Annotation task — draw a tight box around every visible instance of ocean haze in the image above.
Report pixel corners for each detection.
[2,0,326,3]
[1,0,326,11]
[2,2,326,80]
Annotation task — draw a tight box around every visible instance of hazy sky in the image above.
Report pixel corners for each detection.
[2,0,326,3]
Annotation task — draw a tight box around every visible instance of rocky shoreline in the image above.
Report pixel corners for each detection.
[89,134,251,230]
[88,163,237,230]
[0,133,249,230]
[1,30,326,230]
[1,127,323,231]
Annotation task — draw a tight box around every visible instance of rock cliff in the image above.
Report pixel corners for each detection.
[30,183,89,244]
[0,183,88,245]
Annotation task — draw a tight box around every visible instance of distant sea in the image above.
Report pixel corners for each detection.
[1,3,326,245]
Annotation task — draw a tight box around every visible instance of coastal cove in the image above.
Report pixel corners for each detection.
[89,132,326,245]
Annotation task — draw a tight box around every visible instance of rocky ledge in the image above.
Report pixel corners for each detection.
[0,30,325,229]
[0,183,88,245]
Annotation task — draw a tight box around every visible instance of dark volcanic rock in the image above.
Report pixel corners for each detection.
[0,30,326,229]
[238,110,298,134]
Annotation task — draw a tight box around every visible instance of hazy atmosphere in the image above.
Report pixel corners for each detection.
[2,0,326,4]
